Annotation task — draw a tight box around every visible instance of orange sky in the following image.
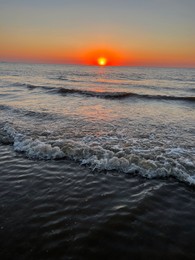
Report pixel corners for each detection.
[0,0,195,67]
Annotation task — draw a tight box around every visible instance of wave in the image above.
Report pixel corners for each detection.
[0,104,58,120]
[11,82,195,103]
[57,76,81,83]
[58,88,195,102]
[1,124,64,159]
[12,82,53,91]
[1,123,195,187]
[58,88,135,99]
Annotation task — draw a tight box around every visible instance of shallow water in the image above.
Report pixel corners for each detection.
[0,63,195,258]
[0,145,195,259]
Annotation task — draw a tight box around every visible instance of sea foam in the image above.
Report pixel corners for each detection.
[2,123,195,186]
[3,124,65,160]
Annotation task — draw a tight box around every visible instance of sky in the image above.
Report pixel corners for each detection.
[0,0,195,67]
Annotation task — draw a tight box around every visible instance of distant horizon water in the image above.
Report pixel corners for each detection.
[1,61,195,70]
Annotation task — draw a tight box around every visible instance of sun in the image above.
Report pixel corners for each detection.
[97,57,107,66]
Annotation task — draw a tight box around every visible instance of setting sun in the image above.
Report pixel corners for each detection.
[97,57,107,66]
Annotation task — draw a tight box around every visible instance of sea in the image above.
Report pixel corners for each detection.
[0,62,195,259]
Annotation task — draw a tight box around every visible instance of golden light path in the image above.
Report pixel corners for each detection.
[97,57,107,66]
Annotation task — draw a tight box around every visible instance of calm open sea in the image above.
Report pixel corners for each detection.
[0,63,195,259]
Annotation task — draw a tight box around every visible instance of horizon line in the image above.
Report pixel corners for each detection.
[1,60,195,69]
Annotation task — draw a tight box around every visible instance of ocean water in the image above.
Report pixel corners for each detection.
[0,63,195,259]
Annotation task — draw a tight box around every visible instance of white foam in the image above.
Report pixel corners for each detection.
[4,124,65,160]
[59,139,195,186]
[3,123,195,186]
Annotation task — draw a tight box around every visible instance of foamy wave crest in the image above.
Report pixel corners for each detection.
[3,124,65,160]
[2,124,195,186]
[52,139,195,186]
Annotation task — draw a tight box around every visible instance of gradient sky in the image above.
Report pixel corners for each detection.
[0,0,195,67]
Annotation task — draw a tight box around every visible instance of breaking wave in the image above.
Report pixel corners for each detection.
[1,123,195,186]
